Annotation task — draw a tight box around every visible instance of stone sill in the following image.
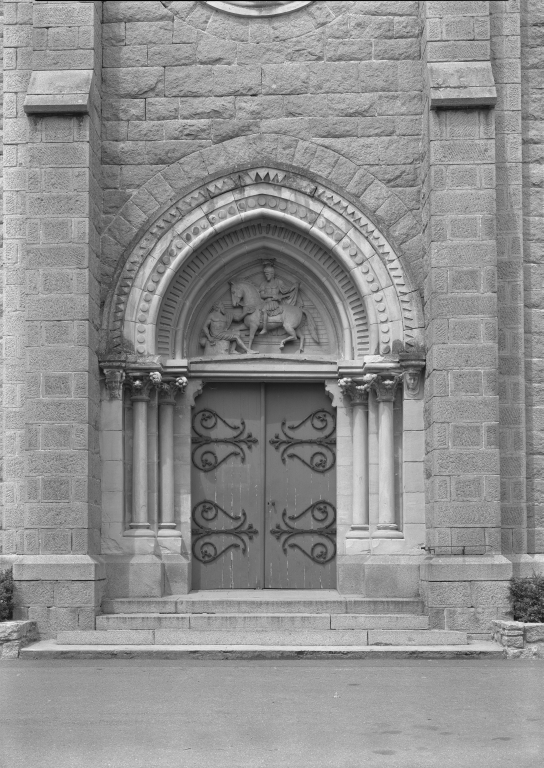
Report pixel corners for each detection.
[492,620,544,659]
[0,620,39,659]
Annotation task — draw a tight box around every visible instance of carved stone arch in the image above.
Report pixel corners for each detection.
[158,218,367,359]
[101,135,423,307]
[102,167,424,362]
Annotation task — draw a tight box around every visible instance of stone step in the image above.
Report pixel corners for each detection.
[22,640,505,661]
[102,595,425,616]
[57,628,467,647]
[96,613,430,631]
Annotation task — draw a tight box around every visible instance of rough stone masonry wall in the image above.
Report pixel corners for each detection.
[100,0,425,301]
[419,0,514,639]
[3,0,105,636]
[522,0,544,554]
[0,0,4,561]
[421,0,501,559]
[491,0,527,557]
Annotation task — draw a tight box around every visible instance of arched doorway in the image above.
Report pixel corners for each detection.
[99,168,425,596]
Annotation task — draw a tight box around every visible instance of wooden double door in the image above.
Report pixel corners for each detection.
[191,383,337,589]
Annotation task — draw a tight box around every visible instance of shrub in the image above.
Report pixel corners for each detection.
[508,573,544,623]
[0,567,14,622]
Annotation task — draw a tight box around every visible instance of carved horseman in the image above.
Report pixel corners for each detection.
[257,260,299,335]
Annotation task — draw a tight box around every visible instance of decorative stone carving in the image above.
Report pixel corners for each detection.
[372,374,403,402]
[127,371,163,401]
[258,260,300,335]
[399,351,425,399]
[404,369,422,398]
[200,302,257,356]
[229,261,320,353]
[158,376,189,405]
[103,368,124,400]
[201,1,311,16]
[106,169,423,360]
[149,371,162,387]
[338,375,377,405]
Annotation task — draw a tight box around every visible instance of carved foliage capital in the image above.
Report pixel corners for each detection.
[338,375,376,405]
[158,376,188,404]
[127,371,163,401]
[372,374,403,402]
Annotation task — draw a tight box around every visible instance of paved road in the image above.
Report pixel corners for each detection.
[1,658,542,768]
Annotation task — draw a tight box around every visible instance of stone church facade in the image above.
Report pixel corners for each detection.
[0,0,543,643]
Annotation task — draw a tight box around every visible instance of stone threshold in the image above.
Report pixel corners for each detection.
[21,641,504,661]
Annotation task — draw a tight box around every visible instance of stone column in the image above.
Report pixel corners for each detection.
[101,368,125,540]
[373,375,403,539]
[339,376,376,539]
[158,377,187,537]
[126,373,161,537]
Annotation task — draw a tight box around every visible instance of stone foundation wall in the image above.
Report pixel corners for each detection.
[492,618,544,658]
[0,619,38,658]
[421,553,544,639]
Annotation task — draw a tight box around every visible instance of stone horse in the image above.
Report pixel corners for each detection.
[229,280,319,353]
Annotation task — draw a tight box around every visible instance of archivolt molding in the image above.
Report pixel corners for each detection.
[103,168,423,361]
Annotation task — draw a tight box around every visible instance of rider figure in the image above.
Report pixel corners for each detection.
[257,261,299,335]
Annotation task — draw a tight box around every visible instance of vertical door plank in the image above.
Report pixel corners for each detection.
[265,384,337,589]
[191,383,263,589]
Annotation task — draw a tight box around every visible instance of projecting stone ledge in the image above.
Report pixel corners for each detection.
[24,70,94,115]
[20,641,505,661]
[428,62,497,109]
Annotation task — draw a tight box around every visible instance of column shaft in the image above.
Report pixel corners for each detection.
[377,399,396,530]
[351,401,369,534]
[129,397,152,534]
[159,401,179,536]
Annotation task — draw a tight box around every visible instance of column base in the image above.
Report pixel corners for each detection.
[372,526,404,540]
[103,554,164,598]
[124,527,155,538]
[346,525,370,540]
[158,527,182,538]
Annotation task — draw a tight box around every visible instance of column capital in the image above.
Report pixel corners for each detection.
[126,371,163,402]
[338,375,376,405]
[158,376,189,405]
[103,368,125,400]
[372,373,403,402]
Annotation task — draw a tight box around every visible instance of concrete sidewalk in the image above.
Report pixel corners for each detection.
[1,659,542,768]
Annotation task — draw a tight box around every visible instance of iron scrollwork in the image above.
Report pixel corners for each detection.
[270,501,337,565]
[269,409,336,473]
[191,409,258,472]
[191,500,258,564]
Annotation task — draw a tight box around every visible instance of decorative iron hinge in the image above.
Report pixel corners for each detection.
[191,500,258,564]
[270,501,336,564]
[191,409,258,472]
[269,409,336,473]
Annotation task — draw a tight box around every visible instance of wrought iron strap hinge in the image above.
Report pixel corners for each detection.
[191,408,258,472]
[269,409,336,473]
[270,501,337,564]
[191,500,258,564]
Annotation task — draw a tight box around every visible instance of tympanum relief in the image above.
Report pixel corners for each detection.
[196,260,326,357]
